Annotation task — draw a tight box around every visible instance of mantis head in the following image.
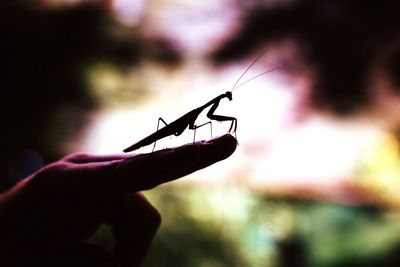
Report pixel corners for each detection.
[226,91,233,101]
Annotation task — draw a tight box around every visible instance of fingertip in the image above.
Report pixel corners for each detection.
[203,134,237,155]
[207,133,238,156]
[193,134,237,169]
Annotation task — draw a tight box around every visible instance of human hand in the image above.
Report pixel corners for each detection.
[0,134,237,267]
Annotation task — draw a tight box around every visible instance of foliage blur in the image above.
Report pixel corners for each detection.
[92,185,400,267]
[2,0,400,267]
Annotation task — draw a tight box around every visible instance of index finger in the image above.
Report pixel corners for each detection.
[83,134,237,194]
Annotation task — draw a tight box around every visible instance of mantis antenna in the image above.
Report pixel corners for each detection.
[229,49,270,92]
[232,66,282,92]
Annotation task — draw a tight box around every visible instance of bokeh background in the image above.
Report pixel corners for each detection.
[3,0,400,266]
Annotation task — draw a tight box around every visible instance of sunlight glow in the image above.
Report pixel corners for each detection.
[75,42,400,208]
[79,58,388,198]
[249,117,381,187]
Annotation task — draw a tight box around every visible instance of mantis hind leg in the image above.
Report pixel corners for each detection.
[152,117,169,152]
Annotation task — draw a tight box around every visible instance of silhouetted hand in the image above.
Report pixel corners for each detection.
[0,134,237,267]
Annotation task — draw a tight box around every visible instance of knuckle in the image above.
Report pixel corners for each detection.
[61,152,89,163]
[29,162,71,187]
[127,193,162,229]
[145,205,162,229]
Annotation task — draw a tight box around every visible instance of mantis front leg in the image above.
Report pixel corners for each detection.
[206,99,237,133]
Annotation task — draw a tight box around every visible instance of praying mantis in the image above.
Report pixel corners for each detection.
[123,50,279,153]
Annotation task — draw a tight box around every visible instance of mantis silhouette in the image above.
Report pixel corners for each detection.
[123,51,279,153]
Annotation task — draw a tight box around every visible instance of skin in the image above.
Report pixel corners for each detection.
[0,134,237,267]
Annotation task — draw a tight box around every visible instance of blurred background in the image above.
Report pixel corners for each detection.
[2,0,400,266]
